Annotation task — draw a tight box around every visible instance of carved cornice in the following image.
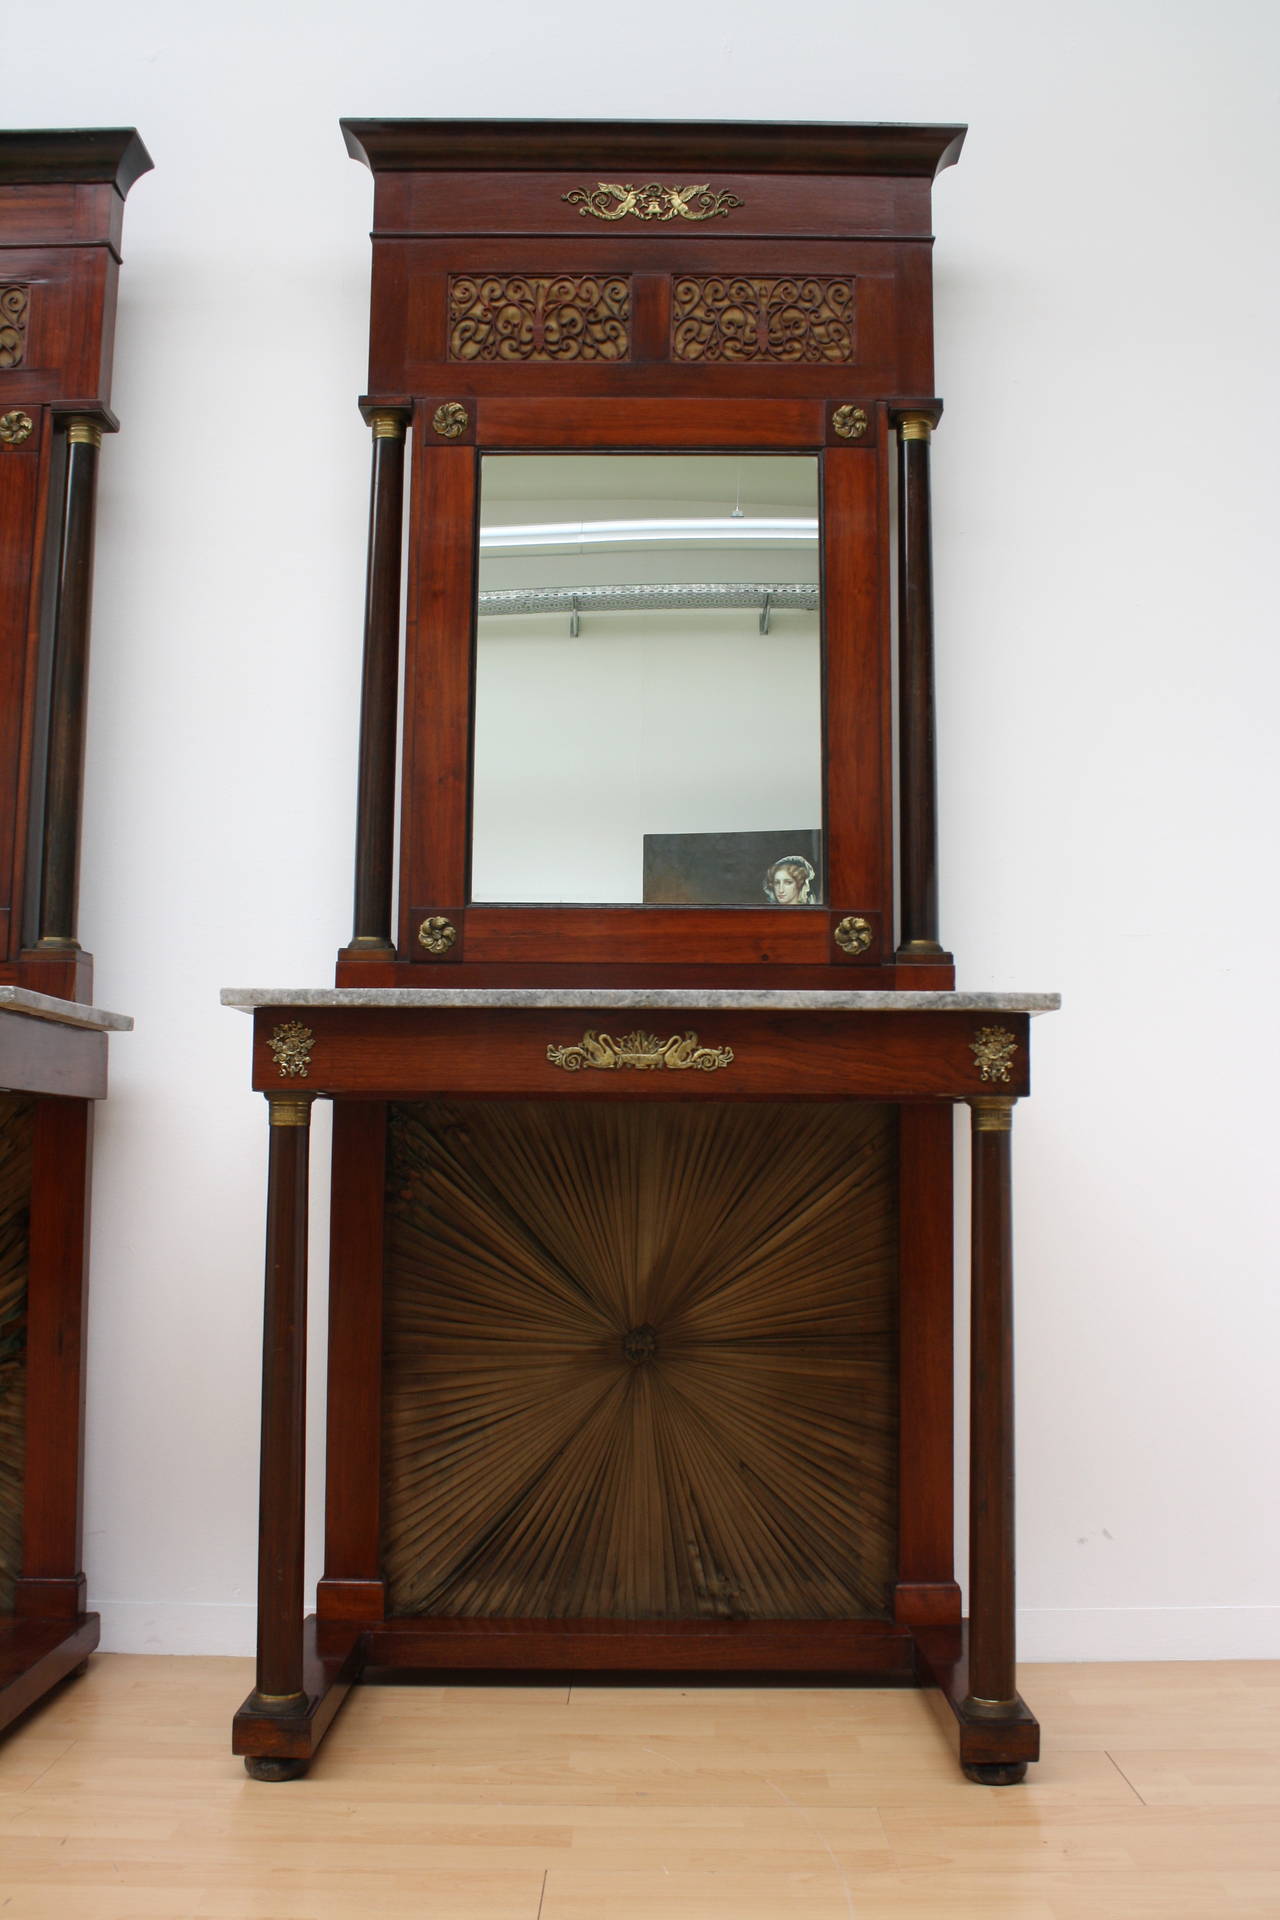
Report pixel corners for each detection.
[0,129,153,196]
[341,119,966,181]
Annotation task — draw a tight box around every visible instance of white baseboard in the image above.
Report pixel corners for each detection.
[1018,1606,1280,1662]
[92,1599,1280,1663]
[95,1599,256,1656]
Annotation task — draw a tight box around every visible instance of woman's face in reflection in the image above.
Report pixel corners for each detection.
[772,865,802,905]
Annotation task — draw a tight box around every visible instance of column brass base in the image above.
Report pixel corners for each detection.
[245,1688,307,1714]
[895,940,954,965]
[961,1691,1021,1719]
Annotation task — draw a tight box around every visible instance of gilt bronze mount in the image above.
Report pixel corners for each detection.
[546,1030,734,1073]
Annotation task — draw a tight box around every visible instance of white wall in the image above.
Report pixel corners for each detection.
[11,0,1278,1661]
[473,608,823,902]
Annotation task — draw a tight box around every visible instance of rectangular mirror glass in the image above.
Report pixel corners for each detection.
[470,453,822,906]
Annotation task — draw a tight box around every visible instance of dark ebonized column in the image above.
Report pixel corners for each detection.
[894,411,948,961]
[250,1093,313,1719]
[965,1094,1018,1722]
[36,417,103,950]
[350,410,408,950]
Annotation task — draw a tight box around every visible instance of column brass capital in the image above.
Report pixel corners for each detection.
[369,410,407,441]
[969,1095,1016,1132]
[897,411,934,443]
[65,416,104,449]
[266,1094,315,1128]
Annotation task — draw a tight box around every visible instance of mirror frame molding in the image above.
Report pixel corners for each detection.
[405,401,888,969]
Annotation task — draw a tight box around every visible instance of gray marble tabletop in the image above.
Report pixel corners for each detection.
[0,985,133,1031]
[222,987,1059,1015]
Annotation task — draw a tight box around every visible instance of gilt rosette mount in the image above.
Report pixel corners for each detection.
[547,1030,734,1073]
[970,1026,1018,1084]
[268,1022,315,1079]
[834,915,874,956]
[832,404,869,440]
[431,402,469,439]
[417,916,458,956]
[0,411,33,447]
[563,182,743,222]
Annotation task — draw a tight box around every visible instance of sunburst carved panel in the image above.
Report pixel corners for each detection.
[449,275,630,362]
[0,1097,35,1613]
[673,276,855,364]
[383,1100,898,1621]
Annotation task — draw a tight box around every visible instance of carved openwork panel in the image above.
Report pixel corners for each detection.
[0,287,29,370]
[449,274,630,362]
[672,276,855,364]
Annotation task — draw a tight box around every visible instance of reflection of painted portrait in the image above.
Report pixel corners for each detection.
[643,829,822,905]
[763,854,816,905]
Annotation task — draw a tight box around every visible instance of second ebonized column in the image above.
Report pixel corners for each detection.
[894,410,949,963]
[36,416,104,952]
[350,410,408,952]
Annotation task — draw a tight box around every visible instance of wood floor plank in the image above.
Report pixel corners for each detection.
[0,1655,1278,1919]
[1108,1747,1280,1805]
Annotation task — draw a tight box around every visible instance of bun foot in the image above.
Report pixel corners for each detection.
[72,1658,91,1678]
[963,1760,1028,1786]
[244,1755,308,1782]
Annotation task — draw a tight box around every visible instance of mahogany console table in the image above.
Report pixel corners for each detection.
[0,988,131,1733]
[225,985,1057,1783]
[0,127,147,1735]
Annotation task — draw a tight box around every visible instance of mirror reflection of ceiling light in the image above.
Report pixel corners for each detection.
[480,516,818,550]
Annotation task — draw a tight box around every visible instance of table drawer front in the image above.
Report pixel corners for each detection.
[251,1008,1032,1101]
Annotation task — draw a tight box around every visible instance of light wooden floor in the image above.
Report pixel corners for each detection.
[1,1657,1278,1918]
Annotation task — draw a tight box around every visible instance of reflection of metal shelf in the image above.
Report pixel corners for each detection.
[478,581,819,634]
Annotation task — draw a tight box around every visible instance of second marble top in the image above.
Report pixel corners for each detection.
[222,988,1060,1015]
[0,985,133,1031]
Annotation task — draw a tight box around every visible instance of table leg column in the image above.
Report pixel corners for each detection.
[963,1093,1026,1782]
[248,1093,313,1729]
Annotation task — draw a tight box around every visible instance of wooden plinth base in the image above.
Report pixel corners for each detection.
[0,1612,100,1735]
[232,1617,366,1771]
[234,1614,1037,1785]
[365,1617,918,1674]
[914,1622,1040,1779]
